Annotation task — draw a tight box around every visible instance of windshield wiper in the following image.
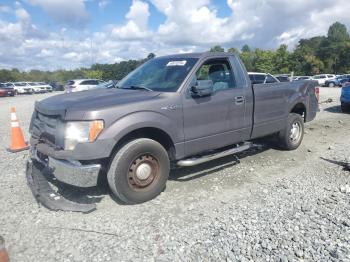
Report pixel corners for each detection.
[120,85,153,91]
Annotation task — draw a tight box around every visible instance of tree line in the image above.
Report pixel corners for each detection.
[0,22,349,84]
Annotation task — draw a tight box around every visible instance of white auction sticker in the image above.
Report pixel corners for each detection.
[166,60,187,66]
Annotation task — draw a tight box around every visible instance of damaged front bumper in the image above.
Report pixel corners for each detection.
[26,147,102,213]
[26,159,97,213]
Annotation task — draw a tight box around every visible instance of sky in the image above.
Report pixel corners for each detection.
[0,0,349,71]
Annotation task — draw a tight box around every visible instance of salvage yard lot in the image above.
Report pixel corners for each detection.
[0,88,349,261]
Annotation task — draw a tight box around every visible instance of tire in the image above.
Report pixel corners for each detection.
[328,82,335,87]
[107,138,170,204]
[341,103,350,113]
[278,113,304,150]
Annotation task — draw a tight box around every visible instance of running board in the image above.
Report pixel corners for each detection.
[177,142,252,167]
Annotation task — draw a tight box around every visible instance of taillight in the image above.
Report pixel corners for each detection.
[315,87,320,103]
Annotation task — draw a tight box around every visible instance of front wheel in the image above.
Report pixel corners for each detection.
[328,82,335,87]
[278,113,304,150]
[107,138,170,204]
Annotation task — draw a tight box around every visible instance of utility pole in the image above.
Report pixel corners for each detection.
[90,38,93,67]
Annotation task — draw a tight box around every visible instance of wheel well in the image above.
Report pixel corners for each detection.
[112,127,176,160]
[291,103,306,121]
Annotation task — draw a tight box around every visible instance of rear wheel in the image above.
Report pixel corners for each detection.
[278,113,304,150]
[107,138,170,204]
[328,82,335,87]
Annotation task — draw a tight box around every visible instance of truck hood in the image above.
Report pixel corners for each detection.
[35,88,161,117]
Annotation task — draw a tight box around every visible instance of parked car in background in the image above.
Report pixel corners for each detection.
[275,75,291,82]
[339,77,350,87]
[65,79,105,93]
[324,76,348,87]
[341,83,350,112]
[0,83,15,97]
[294,76,314,81]
[248,72,280,84]
[49,81,64,91]
[313,74,336,86]
[27,82,45,94]
[7,82,33,94]
[34,82,53,92]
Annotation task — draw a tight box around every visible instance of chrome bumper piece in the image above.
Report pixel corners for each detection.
[48,157,101,188]
[30,147,101,188]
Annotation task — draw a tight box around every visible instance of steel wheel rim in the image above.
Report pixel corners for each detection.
[127,154,160,191]
[290,122,301,142]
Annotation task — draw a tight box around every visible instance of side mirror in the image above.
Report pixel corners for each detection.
[191,80,214,97]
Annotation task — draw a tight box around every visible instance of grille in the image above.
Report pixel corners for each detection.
[30,111,60,145]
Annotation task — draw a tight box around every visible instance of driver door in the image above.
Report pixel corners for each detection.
[182,58,247,156]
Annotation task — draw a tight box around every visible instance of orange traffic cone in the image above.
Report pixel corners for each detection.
[7,107,29,153]
[0,236,9,262]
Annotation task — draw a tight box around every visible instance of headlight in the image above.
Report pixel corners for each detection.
[64,120,104,150]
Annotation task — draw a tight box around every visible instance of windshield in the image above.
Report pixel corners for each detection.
[118,57,198,92]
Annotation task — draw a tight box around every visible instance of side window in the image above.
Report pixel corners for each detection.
[266,75,277,83]
[194,58,236,92]
[80,81,90,85]
[248,75,255,81]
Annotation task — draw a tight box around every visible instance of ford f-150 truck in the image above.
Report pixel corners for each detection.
[27,52,318,211]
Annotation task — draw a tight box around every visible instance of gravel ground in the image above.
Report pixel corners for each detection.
[0,88,349,261]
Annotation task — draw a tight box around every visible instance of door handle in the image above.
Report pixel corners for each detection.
[234,96,245,105]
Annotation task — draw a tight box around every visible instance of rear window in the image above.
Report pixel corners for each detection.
[266,75,278,83]
[277,76,289,82]
[254,74,266,83]
[67,80,75,85]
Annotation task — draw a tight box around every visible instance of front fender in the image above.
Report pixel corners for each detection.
[98,111,182,145]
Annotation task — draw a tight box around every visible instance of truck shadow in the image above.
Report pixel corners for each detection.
[169,138,275,182]
[320,157,350,171]
[324,105,342,113]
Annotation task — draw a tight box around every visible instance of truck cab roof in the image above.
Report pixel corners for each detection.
[158,52,235,60]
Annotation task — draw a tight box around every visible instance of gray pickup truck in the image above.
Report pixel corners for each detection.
[27,52,318,211]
